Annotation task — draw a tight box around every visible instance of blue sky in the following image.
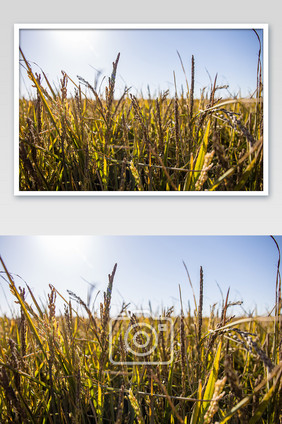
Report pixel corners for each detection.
[0,236,279,317]
[18,26,264,99]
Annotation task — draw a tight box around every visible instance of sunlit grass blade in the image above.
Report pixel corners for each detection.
[189,379,202,424]
[198,339,222,423]
[192,119,211,189]
[0,256,47,360]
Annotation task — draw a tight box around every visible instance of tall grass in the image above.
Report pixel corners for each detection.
[18,43,264,192]
[0,239,280,423]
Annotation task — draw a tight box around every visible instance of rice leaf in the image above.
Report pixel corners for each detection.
[0,256,47,360]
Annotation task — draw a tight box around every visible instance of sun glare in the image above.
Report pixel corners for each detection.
[51,30,101,56]
[36,236,93,267]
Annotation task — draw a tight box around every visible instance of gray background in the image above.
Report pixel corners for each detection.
[1,1,280,236]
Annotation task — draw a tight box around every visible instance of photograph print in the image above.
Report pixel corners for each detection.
[16,24,267,195]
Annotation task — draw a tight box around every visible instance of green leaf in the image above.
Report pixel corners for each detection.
[249,384,276,424]
[194,119,210,184]
[234,155,260,191]
[189,379,202,424]
[199,339,222,423]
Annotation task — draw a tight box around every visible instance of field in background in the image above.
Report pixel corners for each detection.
[18,47,263,192]
[0,238,280,423]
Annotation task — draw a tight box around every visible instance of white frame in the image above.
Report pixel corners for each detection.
[14,23,268,196]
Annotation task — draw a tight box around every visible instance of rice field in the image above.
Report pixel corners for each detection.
[18,42,264,192]
[0,238,280,423]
